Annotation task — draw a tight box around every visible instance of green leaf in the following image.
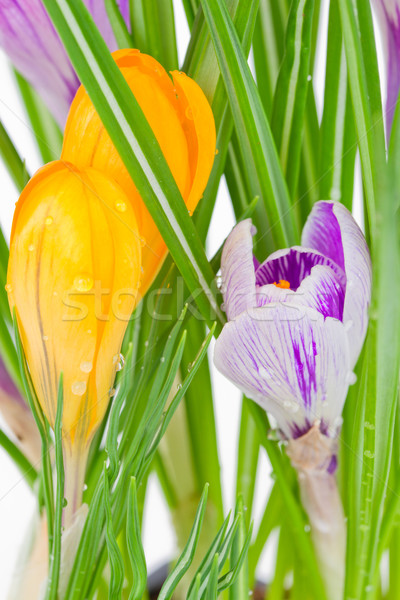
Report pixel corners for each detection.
[228,497,248,600]
[41,0,223,330]
[126,478,147,600]
[130,0,178,70]
[199,0,299,248]
[105,0,133,48]
[271,0,315,197]
[44,374,64,600]
[14,71,63,164]
[0,428,37,489]
[104,467,124,600]
[182,318,224,522]
[247,400,327,599]
[319,0,356,209]
[205,553,219,600]
[14,313,55,552]
[158,484,209,600]
[338,0,385,226]
[0,119,30,191]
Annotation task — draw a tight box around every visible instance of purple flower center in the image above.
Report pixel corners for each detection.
[255,248,344,290]
[254,248,346,321]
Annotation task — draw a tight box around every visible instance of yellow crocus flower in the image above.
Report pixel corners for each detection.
[62,49,216,295]
[7,161,141,514]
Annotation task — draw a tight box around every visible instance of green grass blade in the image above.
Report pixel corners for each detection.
[200,0,299,248]
[0,120,30,191]
[228,497,248,600]
[271,0,315,197]
[319,0,356,209]
[104,467,125,600]
[127,478,147,600]
[44,374,64,600]
[105,0,133,48]
[205,554,219,600]
[14,71,63,164]
[158,484,209,600]
[41,0,223,329]
[338,0,385,225]
[247,400,327,599]
[14,313,54,550]
[235,400,259,529]
[130,0,178,70]
[0,428,37,488]
[182,318,224,523]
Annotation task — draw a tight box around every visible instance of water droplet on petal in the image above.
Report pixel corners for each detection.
[113,353,125,371]
[74,274,93,292]
[115,201,127,212]
[45,217,53,226]
[62,498,68,507]
[80,361,93,373]
[28,244,35,252]
[42,335,48,341]
[72,381,87,396]
[140,237,146,248]
[5,284,12,293]
[109,388,116,397]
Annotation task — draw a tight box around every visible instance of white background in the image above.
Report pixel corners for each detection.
[0,0,384,596]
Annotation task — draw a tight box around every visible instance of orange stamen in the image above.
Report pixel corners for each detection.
[273,279,291,289]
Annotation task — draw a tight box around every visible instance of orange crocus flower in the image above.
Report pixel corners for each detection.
[7,161,141,515]
[62,49,216,295]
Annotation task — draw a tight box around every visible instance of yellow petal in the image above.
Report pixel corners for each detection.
[8,161,141,445]
[62,49,216,297]
[171,70,217,213]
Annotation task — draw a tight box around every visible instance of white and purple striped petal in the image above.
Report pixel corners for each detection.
[220,219,257,320]
[371,0,400,134]
[302,201,372,367]
[0,0,129,126]
[214,304,351,439]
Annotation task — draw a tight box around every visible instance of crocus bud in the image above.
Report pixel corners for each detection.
[214,201,372,441]
[62,49,216,295]
[0,0,129,125]
[7,161,141,467]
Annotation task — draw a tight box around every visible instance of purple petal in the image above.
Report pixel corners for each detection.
[0,0,130,126]
[214,304,352,439]
[257,265,345,320]
[255,246,346,291]
[302,201,372,367]
[221,219,257,320]
[371,0,400,134]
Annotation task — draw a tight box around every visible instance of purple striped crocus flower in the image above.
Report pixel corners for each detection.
[214,201,372,442]
[0,0,129,126]
[371,0,400,133]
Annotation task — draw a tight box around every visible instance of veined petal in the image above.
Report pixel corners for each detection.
[8,161,141,445]
[62,49,215,297]
[171,70,217,213]
[220,219,257,320]
[302,201,372,367]
[214,304,351,438]
[371,0,400,133]
[0,0,129,125]
[255,246,346,291]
